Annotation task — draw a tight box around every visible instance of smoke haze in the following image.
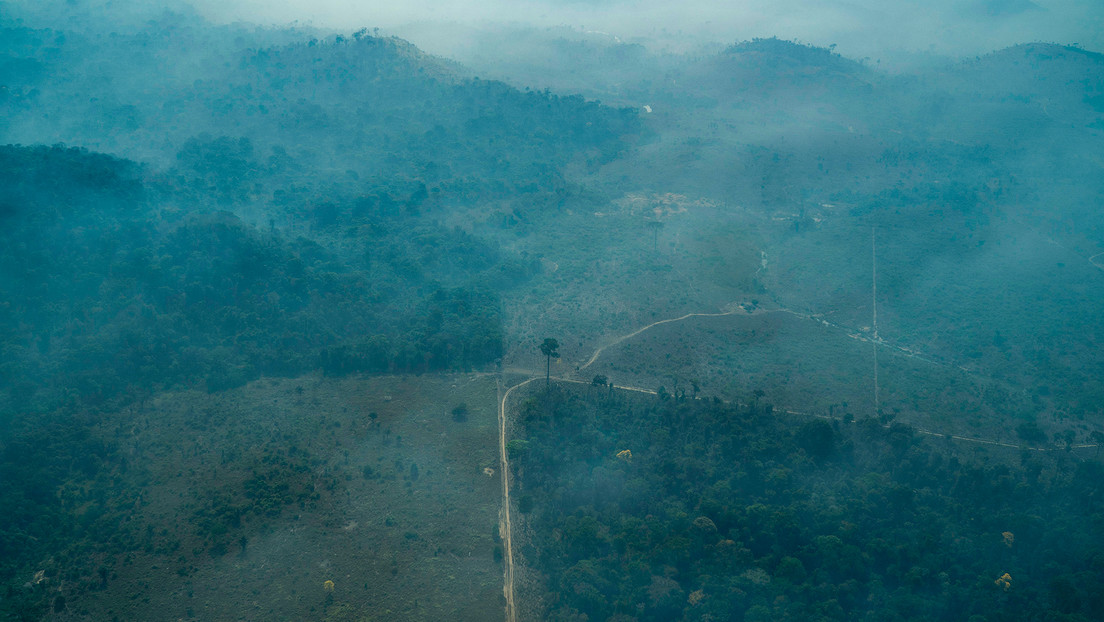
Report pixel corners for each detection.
[185,0,1103,63]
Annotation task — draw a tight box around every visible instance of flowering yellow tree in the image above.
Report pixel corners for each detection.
[994,573,1011,591]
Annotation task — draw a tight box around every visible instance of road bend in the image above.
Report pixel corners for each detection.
[1090,252,1104,271]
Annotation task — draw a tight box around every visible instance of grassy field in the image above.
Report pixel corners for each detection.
[48,373,503,621]
[583,309,1093,444]
[521,185,1104,447]
[497,197,763,374]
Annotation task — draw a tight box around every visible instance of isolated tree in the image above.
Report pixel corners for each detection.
[751,388,765,413]
[539,338,560,388]
[647,220,664,251]
[590,374,608,398]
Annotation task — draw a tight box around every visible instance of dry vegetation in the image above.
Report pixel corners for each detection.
[38,374,503,621]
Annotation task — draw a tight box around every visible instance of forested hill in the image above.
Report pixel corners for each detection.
[0,3,644,418]
[942,43,1104,100]
[0,6,639,192]
[0,144,512,419]
[691,37,874,97]
[0,6,650,615]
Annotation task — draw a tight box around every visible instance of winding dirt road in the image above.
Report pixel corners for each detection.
[580,302,967,376]
[571,302,1100,456]
[579,308,742,370]
[1090,252,1104,271]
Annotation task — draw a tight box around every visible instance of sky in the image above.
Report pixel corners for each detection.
[185,0,1104,64]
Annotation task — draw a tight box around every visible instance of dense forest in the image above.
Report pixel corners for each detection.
[0,144,508,411]
[513,386,1104,621]
[0,3,644,421]
[2,1,1103,620]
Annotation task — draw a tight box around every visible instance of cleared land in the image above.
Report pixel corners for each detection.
[582,309,1062,439]
[58,374,503,622]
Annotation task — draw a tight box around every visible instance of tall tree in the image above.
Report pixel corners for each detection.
[539,338,560,389]
[647,220,664,251]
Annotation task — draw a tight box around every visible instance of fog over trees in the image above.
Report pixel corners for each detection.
[2,1,1103,620]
